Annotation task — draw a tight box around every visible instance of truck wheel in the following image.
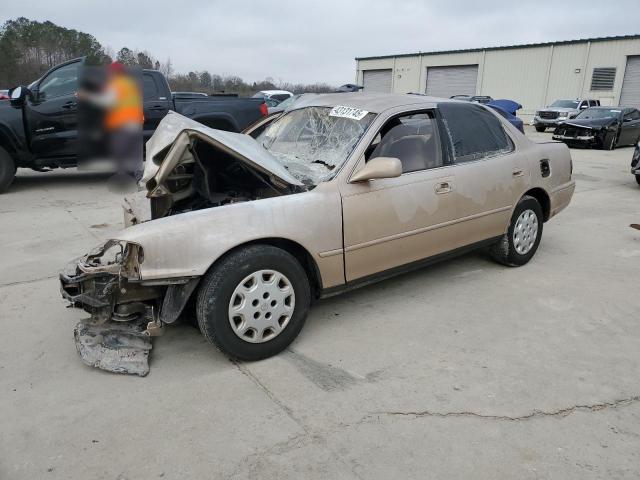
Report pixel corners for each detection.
[0,147,16,194]
[489,195,543,267]
[535,125,546,132]
[196,244,310,361]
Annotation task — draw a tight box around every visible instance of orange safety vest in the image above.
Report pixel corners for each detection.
[105,75,144,130]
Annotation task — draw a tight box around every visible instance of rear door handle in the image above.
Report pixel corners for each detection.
[62,101,77,109]
[435,181,452,194]
[148,105,167,111]
[512,169,524,177]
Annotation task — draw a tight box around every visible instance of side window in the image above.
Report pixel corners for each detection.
[588,100,597,107]
[38,62,79,100]
[438,103,513,163]
[367,111,443,173]
[143,74,160,100]
[272,94,290,102]
[627,109,640,120]
[579,100,588,109]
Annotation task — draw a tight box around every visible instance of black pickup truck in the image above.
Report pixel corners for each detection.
[0,58,268,192]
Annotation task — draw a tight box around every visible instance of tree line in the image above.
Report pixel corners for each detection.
[0,17,335,96]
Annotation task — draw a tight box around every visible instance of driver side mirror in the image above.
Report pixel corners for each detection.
[9,86,30,106]
[350,156,402,183]
[580,104,588,109]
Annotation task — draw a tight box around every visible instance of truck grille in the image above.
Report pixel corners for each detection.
[539,111,559,119]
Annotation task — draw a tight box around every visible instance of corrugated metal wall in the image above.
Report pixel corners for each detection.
[356,37,640,121]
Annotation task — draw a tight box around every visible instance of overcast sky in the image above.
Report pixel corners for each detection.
[2,1,639,86]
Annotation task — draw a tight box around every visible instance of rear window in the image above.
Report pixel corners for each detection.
[439,103,512,163]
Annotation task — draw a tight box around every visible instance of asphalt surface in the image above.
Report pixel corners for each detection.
[1,126,639,479]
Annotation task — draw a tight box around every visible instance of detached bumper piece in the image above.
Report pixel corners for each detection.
[74,318,152,376]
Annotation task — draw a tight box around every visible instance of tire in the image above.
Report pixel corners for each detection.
[635,174,640,186]
[0,146,16,194]
[489,195,544,267]
[602,133,617,150]
[196,244,310,361]
[535,125,546,132]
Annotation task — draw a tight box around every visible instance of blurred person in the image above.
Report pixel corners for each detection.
[79,61,143,191]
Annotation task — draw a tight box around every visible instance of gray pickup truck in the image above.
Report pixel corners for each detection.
[534,99,600,132]
[0,57,267,192]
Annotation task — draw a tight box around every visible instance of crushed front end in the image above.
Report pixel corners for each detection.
[60,240,197,376]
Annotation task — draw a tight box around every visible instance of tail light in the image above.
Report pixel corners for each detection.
[259,102,268,117]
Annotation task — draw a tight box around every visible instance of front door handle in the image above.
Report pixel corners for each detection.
[512,169,524,177]
[62,101,77,109]
[148,105,167,111]
[435,181,452,194]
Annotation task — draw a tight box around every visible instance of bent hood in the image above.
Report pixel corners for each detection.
[142,111,303,188]
[558,117,617,129]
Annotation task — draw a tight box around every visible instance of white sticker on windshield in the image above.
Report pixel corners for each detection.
[329,105,369,121]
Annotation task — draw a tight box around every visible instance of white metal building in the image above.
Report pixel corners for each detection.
[355,35,640,121]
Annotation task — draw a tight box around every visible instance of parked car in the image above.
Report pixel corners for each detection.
[552,107,640,150]
[336,84,363,93]
[631,141,640,184]
[487,99,524,133]
[267,94,310,114]
[0,57,268,193]
[263,96,282,114]
[252,90,294,102]
[534,99,600,132]
[60,93,575,374]
[450,95,493,104]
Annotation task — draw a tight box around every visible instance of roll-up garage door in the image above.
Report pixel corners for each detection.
[620,56,640,108]
[362,69,392,93]
[425,65,478,98]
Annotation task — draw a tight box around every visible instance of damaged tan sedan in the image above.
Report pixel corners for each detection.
[60,93,575,375]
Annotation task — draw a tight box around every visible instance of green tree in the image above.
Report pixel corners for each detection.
[116,47,136,65]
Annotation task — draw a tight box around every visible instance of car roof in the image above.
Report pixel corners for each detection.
[289,92,444,113]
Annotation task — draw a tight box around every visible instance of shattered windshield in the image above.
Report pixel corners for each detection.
[256,106,375,185]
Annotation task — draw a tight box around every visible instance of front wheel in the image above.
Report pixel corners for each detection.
[196,244,310,361]
[0,146,16,194]
[489,196,543,267]
[603,133,617,150]
[535,125,546,132]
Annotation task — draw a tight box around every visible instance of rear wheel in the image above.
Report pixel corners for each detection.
[0,147,16,193]
[489,196,543,267]
[196,244,310,361]
[535,125,546,132]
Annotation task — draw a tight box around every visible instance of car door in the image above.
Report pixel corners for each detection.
[24,59,83,159]
[340,110,459,282]
[142,72,171,141]
[436,102,529,246]
[620,109,640,145]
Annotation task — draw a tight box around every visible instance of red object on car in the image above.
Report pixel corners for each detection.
[259,101,268,117]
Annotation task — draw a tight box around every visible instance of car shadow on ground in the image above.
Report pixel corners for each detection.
[10,169,112,194]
